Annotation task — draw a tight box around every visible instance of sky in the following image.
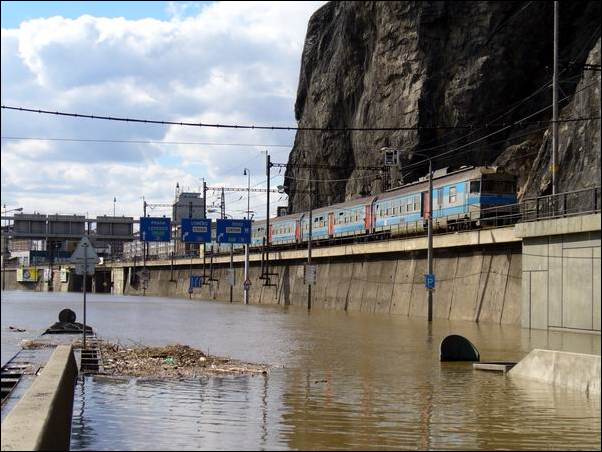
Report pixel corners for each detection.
[1,1,326,220]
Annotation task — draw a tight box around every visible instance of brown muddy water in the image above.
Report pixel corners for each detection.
[1,291,600,450]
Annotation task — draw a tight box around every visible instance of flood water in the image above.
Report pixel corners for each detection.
[1,290,600,450]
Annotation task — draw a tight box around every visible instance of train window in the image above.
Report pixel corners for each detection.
[482,180,515,193]
[449,186,457,203]
[470,181,481,193]
[437,188,443,206]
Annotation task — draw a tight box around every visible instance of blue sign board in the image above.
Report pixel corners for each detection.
[216,219,251,244]
[425,273,436,290]
[181,218,212,243]
[189,275,204,290]
[140,217,171,242]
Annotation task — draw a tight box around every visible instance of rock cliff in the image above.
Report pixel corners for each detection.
[285,1,601,212]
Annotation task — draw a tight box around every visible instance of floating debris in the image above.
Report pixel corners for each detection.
[100,342,268,378]
[8,326,26,332]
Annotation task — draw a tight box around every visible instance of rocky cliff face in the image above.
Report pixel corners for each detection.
[285,1,600,212]
[518,38,600,197]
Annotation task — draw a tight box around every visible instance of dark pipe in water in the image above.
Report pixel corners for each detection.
[440,335,480,362]
[58,308,76,323]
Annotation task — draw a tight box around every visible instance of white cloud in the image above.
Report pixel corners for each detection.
[1,1,326,218]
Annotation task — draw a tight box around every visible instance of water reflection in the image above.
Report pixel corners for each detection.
[1,291,599,450]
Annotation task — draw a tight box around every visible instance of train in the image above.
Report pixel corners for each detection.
[252,166,517,247]
[122,166,517,260]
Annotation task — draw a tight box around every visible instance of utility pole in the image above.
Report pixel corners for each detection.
[142,198,147,296]
[552,0,559,196]
[426,158,433,322]
[202,179,207,280]
[263,151,274,285]
[307,181,313,310]
[243,168,251,304]
[395,148,435,322]
[82,239,88,350]
[220,188,225,220]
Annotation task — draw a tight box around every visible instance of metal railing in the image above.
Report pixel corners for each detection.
[520,186,600,223]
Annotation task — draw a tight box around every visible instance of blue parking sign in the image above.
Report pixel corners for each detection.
[216,219,251,244]
[140,217,171,242]
[425,273,436,290]
[189,275,204,290]
[181,219,212,243]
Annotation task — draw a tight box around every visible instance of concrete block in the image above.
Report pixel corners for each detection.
[335,263,353,311]
[359,260,382,313]
[580,214,601,233]
[530,271,548,330]
[593,247,601,332]
[346,261,365,312]
[548,236,563,327]
[523,236,549,271]
[509,349,601,395]
[390,257,415,315]
[562,247,593,330]
[478,252,512,324]
[501,252,522,325]
[561,231,601,249]
[323,262,342,310]
[409,255,428,318]
[432,254,458,319]
[449,254,482,321]
[374,259,397,314]
[1,345,78,451]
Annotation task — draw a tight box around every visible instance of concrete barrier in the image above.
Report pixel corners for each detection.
[1,345,78,451]
[509,348,601,395]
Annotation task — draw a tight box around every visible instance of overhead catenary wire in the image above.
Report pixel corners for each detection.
[2,105,597,134]
[402,80,601,171]
[0,136,293,148]
[0,105,471,131]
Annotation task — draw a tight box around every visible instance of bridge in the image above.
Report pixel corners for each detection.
[2,187,600,334]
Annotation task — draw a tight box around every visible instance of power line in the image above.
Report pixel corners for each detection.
[1,105,597,134]
[0,105,471,132]
[0,136,293,148]
[403,80,601,171]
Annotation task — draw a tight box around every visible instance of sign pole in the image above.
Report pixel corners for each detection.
[229,244,234,303]
[244,244,249,304]
[83,240,87,350]
[307,181,313,311]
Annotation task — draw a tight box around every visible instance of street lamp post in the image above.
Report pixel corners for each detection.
[243,168,251,304]
[395,150,434,322]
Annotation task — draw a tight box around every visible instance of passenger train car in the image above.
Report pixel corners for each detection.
[251,166,517,247]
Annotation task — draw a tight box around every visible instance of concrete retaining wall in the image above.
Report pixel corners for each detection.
[509,348,601,395]
[1,345,78,451]
[118,245,522,324]
[516,214,601,332]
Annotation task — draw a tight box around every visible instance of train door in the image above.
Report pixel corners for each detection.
[328,212,335,237]
[365,205,372,233]
[421,190,430,220]
[295,220,301,242]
